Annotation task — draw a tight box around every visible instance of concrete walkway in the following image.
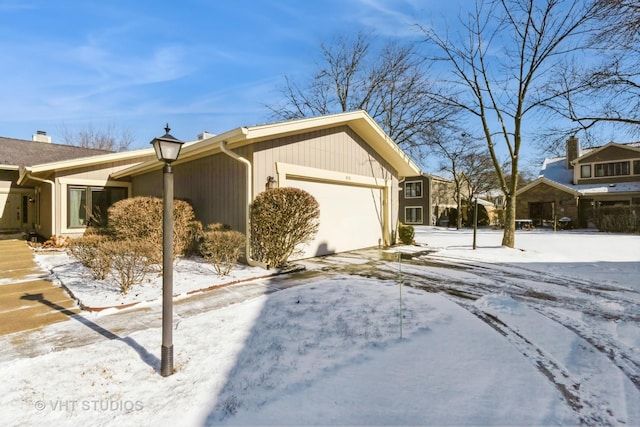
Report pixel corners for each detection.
[0,240,78,335]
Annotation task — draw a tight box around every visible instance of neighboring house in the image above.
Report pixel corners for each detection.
[516,136,640,228]
[0,132,118,237]
[398,174,458,226]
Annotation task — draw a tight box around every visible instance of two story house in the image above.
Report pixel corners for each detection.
[516,136,640,228]
[398,174,458,226]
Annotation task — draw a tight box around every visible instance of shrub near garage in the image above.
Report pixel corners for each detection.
[200,223,246,276]
[251,187,319,268]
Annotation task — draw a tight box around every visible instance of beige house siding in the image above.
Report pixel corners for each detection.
[252,126,399,231]
[132,126,401,239]
[132,147,250,233]
[252,126,395,182]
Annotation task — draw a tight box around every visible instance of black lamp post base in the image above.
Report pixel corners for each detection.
[161,344,174,377]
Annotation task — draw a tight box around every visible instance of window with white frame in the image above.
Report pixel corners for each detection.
[405,207,423,224]
[580,164,591,178]
[404,181,423,198]
[68,186,127,228]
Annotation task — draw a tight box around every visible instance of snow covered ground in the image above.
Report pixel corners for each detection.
[1,227,639,426]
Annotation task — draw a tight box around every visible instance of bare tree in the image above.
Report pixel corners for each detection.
[421,0,600,247]
[434,132,496,229]
[543,0,640,140]
[267,31,458,160]
[60,123,134,152]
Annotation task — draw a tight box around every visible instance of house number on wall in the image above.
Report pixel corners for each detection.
[345,175,351,181]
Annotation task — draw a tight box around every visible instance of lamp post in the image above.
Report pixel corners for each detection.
[150,124,184,377]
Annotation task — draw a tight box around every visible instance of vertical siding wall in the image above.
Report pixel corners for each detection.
[133,148,249,233]
[252,126,395,183]
[252,125,399,228]
[132,126,402,236]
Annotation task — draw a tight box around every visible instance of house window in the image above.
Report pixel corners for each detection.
[580,164,591,178]
[404,181,423,198]
[634,160,640,175]
[405,207,423,224]
[594,161,630,177]
[68,186,127,228]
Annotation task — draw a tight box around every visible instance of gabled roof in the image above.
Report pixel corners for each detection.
[516,177,581,197]
[522,141,640,197]
[17,147,156,185]
[113,111,421,179]
[572,141,640,165]
[0,136,112,168]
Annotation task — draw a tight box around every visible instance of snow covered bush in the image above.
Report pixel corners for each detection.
[107,196,202,262]
[250,187,319,268]
[67,234,112,280]
[200,223,245,275]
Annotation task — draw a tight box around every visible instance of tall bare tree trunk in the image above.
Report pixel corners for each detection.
[502,194,516,247]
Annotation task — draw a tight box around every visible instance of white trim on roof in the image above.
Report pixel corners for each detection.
[112,111,421,179]
[516,177,581,197]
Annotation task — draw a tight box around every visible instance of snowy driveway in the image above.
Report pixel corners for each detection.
[1,228,639,426]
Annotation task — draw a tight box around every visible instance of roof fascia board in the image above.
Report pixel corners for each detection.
[26,147,155,174]
[111,127,249,178]
[516,177,581,196]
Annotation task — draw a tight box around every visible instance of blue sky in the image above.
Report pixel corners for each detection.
[0,1,436,143]
[0,1,626,172]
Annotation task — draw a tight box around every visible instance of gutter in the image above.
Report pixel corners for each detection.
[23,174,56,236]
[219,140,269,269]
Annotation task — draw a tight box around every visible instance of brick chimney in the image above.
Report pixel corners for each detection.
[32,130,52,143]
[566,136,579,169]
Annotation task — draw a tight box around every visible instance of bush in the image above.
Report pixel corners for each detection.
[398,223,415,245]
[102,239,155,294]
[67,234,112,280]
[200,224,246,275]
[590,205,640,233]
[251,188,320,268]
[107,197,202,263]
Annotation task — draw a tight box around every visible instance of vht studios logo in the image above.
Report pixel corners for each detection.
[35,399,144,412]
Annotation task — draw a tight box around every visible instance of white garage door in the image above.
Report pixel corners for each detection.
[286,178,383,259]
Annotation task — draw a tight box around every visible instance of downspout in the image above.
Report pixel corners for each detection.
[219,141,268,269]
[24,174,56,236]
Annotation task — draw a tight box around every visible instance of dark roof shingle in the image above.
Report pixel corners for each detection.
[0,136,112,168]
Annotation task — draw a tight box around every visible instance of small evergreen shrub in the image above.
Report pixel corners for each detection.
[200,223,246,275]
[398,223,415,245]
[107,196,202,262]
[67,234,112,280]
[251,188,320,268]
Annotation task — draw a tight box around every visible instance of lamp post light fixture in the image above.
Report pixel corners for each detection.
[150,124,184,377]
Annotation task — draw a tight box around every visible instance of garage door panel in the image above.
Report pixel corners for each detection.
[286,179,383,259]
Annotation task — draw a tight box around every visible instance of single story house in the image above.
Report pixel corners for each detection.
[516,136,640,227]
[4,111,420,260]
[0,132,122,237]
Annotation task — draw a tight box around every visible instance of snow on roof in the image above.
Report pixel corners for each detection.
[537,145,640,196]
